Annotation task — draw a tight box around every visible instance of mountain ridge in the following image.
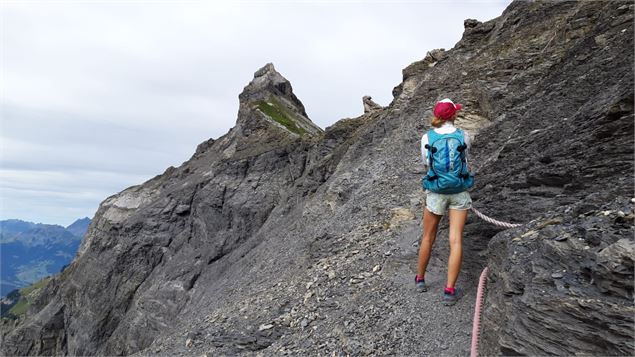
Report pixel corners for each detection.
[0,218,90,298]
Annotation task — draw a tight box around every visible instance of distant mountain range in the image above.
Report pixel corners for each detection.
[0,218,90,296]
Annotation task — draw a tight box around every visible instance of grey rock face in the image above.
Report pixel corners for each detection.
[237,63,322,138]
[1,1,633,356]
[362,95,382,113]
[1,64,329,356]
[392,48,446,99]
[480,198,634,356]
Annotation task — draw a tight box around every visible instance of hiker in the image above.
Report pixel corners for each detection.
[415,98,474,306]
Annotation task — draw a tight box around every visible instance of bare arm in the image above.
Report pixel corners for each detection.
[421,134,429,168]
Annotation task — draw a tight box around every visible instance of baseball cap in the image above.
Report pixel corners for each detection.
[433,98,463,120]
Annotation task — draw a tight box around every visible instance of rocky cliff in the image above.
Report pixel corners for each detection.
[1,1,633,356]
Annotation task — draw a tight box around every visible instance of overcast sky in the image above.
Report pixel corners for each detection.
[1,0,510,226]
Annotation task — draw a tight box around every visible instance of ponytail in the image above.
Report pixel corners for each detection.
[431,114,457,128]
[431,116,444,128]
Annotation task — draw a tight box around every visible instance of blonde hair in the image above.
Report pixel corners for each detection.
[430,114,456,128]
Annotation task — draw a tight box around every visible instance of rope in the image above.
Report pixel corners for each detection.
[471,206,522,229]
[468,207,521,355]
[467,205,518,355]
[470,267,489,357]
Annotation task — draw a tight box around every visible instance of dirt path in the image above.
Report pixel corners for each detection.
[380,217,485,356]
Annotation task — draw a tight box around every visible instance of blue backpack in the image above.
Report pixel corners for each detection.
[422,129,474,194]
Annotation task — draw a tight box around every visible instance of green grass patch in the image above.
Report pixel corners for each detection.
[257,99,306,135]
[2,277,51,319]
[7,299,28,317]
[20,277,50,296]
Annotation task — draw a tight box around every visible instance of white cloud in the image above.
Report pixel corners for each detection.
[1,0,510,225]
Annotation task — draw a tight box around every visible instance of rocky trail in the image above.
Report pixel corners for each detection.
[140,199,494,356]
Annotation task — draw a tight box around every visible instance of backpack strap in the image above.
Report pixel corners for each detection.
[454,129,468,153]
[424,130,440,181]
[453,129,470,179]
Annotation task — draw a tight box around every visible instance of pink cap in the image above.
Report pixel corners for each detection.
[433,98,463,120]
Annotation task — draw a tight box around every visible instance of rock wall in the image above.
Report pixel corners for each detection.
[481,197,634,356]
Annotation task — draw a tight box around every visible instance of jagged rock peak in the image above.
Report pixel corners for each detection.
[239,63,306,115]
[254,62,276,77]
[391,48,447,100]
[464,18,481,28]
[237,63,322,137]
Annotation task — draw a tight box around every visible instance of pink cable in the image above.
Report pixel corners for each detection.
[471,267,489,357]
[471,207,522,229]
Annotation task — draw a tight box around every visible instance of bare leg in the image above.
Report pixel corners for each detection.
[417,208,442,278]
[447,209,468,288]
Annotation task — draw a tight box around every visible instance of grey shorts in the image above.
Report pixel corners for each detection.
[425,190,472,216]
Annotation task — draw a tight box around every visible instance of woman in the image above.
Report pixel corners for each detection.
[415,98,473,306]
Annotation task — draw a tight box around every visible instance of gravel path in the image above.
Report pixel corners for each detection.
[138,207,490,356]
